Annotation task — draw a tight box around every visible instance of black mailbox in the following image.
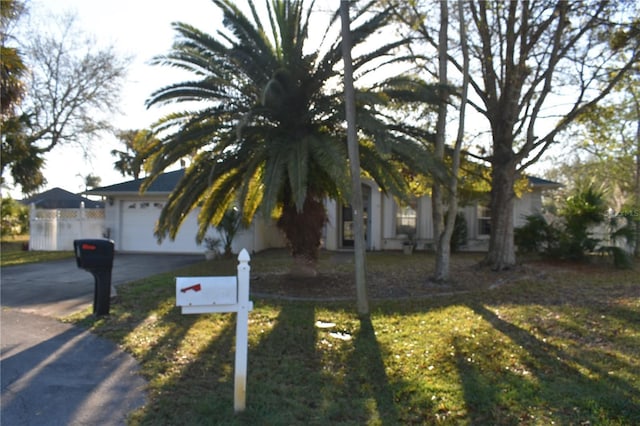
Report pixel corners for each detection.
[74,239,115,316]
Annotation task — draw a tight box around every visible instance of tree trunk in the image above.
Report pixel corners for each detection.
[634,95,640,257]
[341,0,369,315]
[432,0,448,282]
[485,162,517,270]
[277,196,326,276]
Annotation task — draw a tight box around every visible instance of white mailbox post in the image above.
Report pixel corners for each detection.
[176,248,253,413]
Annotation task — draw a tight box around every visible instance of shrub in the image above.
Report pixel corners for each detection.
[1,195,29,237]
[515,185,634,268]
[515,213,556,254]
[559,185,607,260]
[450,212,468,252]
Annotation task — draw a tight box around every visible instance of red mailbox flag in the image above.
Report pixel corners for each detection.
[180,283,202,293]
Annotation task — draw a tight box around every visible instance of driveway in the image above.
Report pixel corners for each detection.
[1,253,203,317]
[1,253,202,426]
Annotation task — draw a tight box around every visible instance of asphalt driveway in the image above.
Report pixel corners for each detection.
[1,253,203,317]
[1,253,202,425]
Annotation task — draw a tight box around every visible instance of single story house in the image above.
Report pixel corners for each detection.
[24,188,105,251]
[21,187,104,209]
[87,169,560,255]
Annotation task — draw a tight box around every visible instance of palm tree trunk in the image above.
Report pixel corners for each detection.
[277,196,326,276]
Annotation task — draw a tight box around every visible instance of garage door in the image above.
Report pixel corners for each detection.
[119,200,202,253]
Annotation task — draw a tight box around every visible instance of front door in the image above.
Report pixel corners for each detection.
[341,185,371,248]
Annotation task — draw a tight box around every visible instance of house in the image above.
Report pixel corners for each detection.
[87,169,286,254]
[24,188,106,251]
[21,187,104,209]
[87,169,560,254]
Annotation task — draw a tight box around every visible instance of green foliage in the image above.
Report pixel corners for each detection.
[111,129,157,180]
[450,211,468,252]
[514,213,556,254]
[144,0,439,261]
[202,235,222,252]
[0,194,28,237]
[558,185,608,259]
[215,207,243,257]
[516,185,634,268]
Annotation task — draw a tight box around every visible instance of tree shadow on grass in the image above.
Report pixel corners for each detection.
[132,313,238,424]
[459,302,640,424]
[242,302,324,424]
[341,315,404,425]
[231,304,426,424]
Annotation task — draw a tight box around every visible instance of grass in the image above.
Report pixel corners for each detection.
[63,251,640,425]
[1,235,74,266]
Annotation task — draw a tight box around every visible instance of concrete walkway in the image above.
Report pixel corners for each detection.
[1,253,202,425]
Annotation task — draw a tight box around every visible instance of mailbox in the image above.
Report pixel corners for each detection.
[73,238,115,316]
[74,239,114,269]
[175,249,253,412]
[176,276,237,307]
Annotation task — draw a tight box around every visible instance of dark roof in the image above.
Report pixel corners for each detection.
[527,176,562,189]
[87,169,185,195]
[20,187,104,209]
[88,168,561,196]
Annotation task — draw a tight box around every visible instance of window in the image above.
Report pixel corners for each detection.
[478,205,491,236]
[396,202,417,237]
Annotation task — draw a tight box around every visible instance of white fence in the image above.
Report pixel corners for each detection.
[29,204,106,251]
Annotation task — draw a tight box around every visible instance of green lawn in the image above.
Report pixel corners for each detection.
[1,235,74,266]
[64,251,639,425]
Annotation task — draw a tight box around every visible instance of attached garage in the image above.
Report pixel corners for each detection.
[88,170,285,254]
[116,198,204,253]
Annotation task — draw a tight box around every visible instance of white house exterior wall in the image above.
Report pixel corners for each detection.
[368,183,382,251]
[323,198,339,250]
[103,196,286,254]
[323,183,548,252]
[96,177,553,254]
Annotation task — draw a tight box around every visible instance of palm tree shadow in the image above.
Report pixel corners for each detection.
[462,302,640,422]
[246,302,324,423]
[343,315,402,425]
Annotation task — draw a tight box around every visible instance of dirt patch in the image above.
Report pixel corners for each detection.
[249,251,560,301]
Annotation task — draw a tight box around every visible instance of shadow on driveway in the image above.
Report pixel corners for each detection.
[1,253,202,425]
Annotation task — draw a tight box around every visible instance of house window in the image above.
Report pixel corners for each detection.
[396,202,417,237]
[478,205,491,236]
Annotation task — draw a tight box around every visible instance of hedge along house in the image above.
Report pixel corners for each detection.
[88,169,560,254]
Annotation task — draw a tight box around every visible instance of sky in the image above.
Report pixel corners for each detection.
[9,0,344,198]
[9,0,563,199]
[12,0,226,196]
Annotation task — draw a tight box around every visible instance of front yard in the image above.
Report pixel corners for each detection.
[65,250,639,425]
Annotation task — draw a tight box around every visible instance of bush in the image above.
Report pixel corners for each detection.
[1,195,29,237]
[559,185,607,260]
[450,212,468,252]
[515,185,633,268]
[515,213,556,254]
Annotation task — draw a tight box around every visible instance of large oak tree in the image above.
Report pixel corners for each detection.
[395,0,639,270]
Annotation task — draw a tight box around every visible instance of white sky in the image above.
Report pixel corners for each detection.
[8,0,344,198]
[13,0,224,196]
[8,0,560,198]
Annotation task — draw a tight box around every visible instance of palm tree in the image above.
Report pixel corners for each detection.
[112,129,157,180]
[144,0,438,266]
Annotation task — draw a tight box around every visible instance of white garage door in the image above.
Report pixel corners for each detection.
[119,200,202,253]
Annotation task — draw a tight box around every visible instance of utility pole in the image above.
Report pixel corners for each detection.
[340,0,369,315]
